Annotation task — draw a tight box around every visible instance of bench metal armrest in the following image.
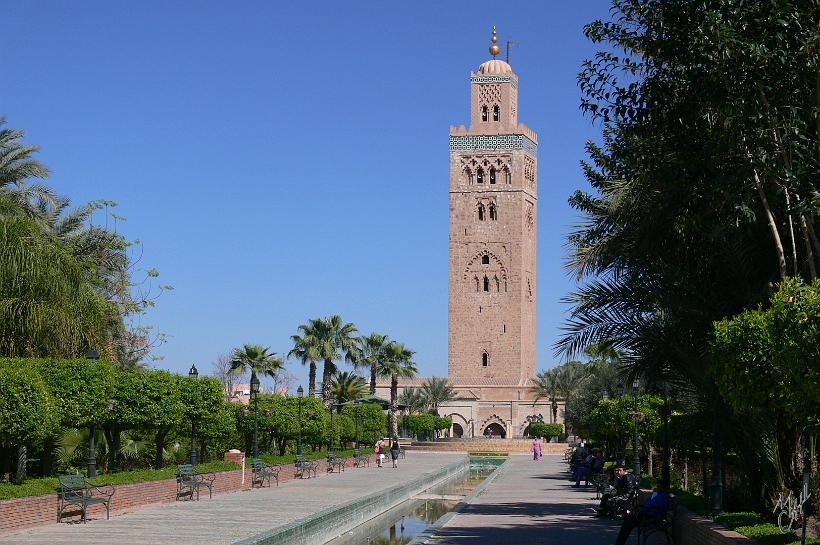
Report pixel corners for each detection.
[88,483,116,500]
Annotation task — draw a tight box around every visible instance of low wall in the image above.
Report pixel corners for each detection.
[672,508,754,544]
[232,458,469,545]
[406,439,568,453]
[0,457,335,536]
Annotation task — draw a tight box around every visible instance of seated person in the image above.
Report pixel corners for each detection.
[593,465,629,516]
[573,448,603,486]
[569,444,589,472]
[614,481,670,545]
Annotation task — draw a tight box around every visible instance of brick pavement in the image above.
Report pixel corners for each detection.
[0,452,462,545]
[423,454,621,545]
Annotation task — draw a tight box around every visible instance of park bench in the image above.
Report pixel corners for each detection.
[637,494,678,544]
[326,454,346,473]
[591,473,610,499]
[294,455,318,479]
[58,474,115,523]
[252,459,279,488]
[176,464,215,500]
[353,448,370,467]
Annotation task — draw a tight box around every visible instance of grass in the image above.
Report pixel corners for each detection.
[0,460,239,501]
[714,512,820,545]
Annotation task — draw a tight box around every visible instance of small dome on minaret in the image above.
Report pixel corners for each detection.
[478,26,513,75]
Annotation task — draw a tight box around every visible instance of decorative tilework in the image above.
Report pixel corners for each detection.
[450,134,537,155]
[471,76,517,86]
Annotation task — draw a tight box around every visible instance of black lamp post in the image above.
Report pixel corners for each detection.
[615,382,625,463]
[662,382,671,488]
[250,370,260,460]
[632,377,641,478]
[327,395,336,458]
[87,348,100,478]
[297,385,304,457]
[353,399,360,452]
[188,364,199,466]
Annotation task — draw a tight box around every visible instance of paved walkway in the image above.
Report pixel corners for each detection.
[423,454,621,545]
[0,452,462,545]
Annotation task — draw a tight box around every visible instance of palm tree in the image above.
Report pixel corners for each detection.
[420,377,456,415]
[307,315,360,405]
[0,117,60,219]
[329,371,367,411]
[289,330,320,397]
[0,216,111,358]
[554,361,589,434]
[229,344,284,386]
[532,368,561,424]
[357,332,390,395]
[398,388,427,415]
[377,341,417,437]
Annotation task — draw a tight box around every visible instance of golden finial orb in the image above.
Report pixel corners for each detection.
[489,25,501,58]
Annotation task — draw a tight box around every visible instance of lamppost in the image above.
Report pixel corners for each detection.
[188,364,199,466]
[297,385,304,457]
[87,348,100,478]
[327,395,336,458]
[632,377,641,479]
[353,399,361,452]
[615,382,625,464]
[661,382,671,487]
[250,370,260,460]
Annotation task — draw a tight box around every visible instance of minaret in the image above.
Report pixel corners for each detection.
[448,27,538,385]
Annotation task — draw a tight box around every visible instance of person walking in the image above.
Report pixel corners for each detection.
[390,437,400,468]
[375,438,384,467]
[532,437,542,460]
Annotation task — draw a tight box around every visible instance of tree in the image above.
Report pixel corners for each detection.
[329,371,367,409]
[301,315,360,405]
[340,402,386,445]
[212,353,240,401]
[357,332,390,395]
[289,328,320,397]
[229,344,284,386]
[554,361,589,434]
[0,217,113,359]
[0,360,58,482]
[532,368,561,424]
[377,341,417,437]
[0,117,59,219]
[420,377,456,415]
[398,387,426,415]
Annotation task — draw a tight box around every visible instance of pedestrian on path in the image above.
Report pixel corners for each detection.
[532,437,542,460]
[375,438,385,467]
[390,437,400,468]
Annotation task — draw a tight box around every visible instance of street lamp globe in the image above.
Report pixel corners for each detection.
[189,364,198,379]
[297,385,304,398]
[250,372,260,395]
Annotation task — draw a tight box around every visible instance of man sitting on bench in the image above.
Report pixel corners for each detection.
[572,448,603,487]
[614,481,670,545]
[593,465,629,516]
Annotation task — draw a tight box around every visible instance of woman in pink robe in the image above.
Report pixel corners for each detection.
[532,437,542,460]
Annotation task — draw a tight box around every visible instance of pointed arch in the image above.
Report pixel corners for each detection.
[481,105,488,122]
[492,104,500,121]
[476,168,484,184]
[490,167,496,184]
[489,203,497,220]
[483,276,490,292]
[478,203,485,221]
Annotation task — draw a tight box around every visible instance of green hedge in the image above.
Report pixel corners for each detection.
[0,461,239,500]
[526,422,563,438]
[258,449,356,465]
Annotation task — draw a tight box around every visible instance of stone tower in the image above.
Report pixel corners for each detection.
[448,28,538,386]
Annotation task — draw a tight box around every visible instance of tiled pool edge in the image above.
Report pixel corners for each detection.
[232,457,470,545]
[407,459,509,545]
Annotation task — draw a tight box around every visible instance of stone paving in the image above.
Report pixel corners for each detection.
[422,454,621,545]
[0,452,462,545]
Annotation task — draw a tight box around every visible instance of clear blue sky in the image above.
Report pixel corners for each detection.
[4,1,611,388]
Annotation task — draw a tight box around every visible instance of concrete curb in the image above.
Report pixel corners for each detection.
[407,458,509,545]
[232,457,469,545]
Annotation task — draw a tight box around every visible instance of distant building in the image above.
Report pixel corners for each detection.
[226,383,251,405]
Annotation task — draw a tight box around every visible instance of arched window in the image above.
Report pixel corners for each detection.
[481,255,490,265]
[483,276,490,292]
[476,168,484,183]
[482,352,489,367]
[490,167,496,184]
[489,203,497,220]
[478,204,485,221]
[475,276,480,292]
[494,276,500,291]
[492,104,499,121]
[481,105,488,122]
